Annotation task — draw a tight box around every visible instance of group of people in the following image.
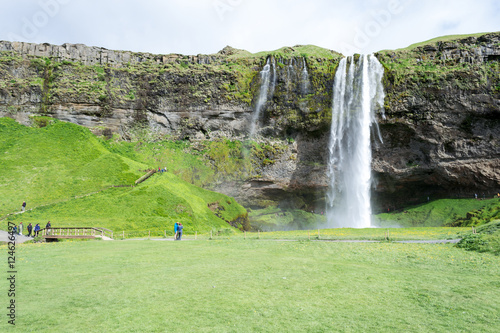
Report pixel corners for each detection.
[158,167,167,173]
[174,222,183,240]
[11,221,51,237]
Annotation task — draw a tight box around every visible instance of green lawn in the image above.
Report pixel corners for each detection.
[2,240,499,332]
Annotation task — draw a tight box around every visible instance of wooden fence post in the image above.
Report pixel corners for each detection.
[210,230,212,239]
[317,229,320,239]
[258,230,260,239]
[149,230,151,239]
[122,231,125,239]
[244,231,246,239]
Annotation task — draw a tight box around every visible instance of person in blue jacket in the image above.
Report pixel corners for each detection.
[34,223,41,237]
[174,222,178,240]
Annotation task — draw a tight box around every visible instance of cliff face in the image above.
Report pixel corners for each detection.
[1,33,499,211]
[374,33,500,208]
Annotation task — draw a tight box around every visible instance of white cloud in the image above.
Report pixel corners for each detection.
[0,0,498,55]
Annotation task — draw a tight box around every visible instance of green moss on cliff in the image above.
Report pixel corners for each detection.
[377,32,500,118]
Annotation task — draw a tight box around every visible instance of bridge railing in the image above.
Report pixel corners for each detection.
[36,227,113,239]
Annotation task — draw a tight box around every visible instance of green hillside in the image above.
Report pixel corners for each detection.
[374,198,499,227]
[0,116,144,215]
[4,174,247,235]
[0,117,247,234]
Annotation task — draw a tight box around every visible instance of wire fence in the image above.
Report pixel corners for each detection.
[116,227,470,241]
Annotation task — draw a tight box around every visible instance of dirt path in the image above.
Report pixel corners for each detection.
[0,230,462,244]
[0,230,34,243]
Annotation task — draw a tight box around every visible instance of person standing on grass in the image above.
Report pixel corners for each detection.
[18,222,23,235]
[174,222,179,240]
[27,223,33,237]
[46,221,52,235]
[34,223,40,237]
[22,201,26,212]
[177,223,183,241]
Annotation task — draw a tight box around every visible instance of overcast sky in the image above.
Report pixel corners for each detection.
[1,0,499,56]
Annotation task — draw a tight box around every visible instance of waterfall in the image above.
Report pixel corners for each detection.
[269,57,277,97]
[249,58,273,138]
[326,54,385,228]
[301,57,310,95]
[286,58,295,92]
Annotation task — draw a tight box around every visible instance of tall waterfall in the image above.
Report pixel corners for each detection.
[326,54,385,228]
[249,58,273,138]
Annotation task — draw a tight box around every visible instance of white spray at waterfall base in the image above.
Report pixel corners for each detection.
[326,54,385,228]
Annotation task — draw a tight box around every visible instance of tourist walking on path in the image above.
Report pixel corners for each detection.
[12,225,17,234]
[46,221,52,235]
[174,222,178,240]
[34,223,40,237]
[27,223,33,237]
[22,201,26,212]
[177,223,183,240]
[18,222,23,235]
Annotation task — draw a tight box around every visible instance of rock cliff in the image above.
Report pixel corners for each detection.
[0,33,499,211]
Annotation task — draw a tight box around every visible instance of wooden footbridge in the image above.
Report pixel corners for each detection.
[37,227,114,241]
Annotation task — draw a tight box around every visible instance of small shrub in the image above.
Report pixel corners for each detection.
[482,232,500,255]
[456,233,487,252]
[476,220,500,235]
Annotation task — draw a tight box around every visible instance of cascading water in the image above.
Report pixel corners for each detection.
[301,57,310,95]
[326,54,385,228]
[269,57,277,97]
[286,58,295,92]
[249,58,273,138]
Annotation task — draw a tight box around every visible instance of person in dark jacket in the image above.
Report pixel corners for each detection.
[177,223,183,240]
[46,221,52,235]
[27,223,33,237]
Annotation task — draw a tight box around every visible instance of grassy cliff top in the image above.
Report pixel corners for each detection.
[224,44,343,60]
[396,31,500,51]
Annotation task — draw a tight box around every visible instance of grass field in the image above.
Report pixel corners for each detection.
[2,239,499,332]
